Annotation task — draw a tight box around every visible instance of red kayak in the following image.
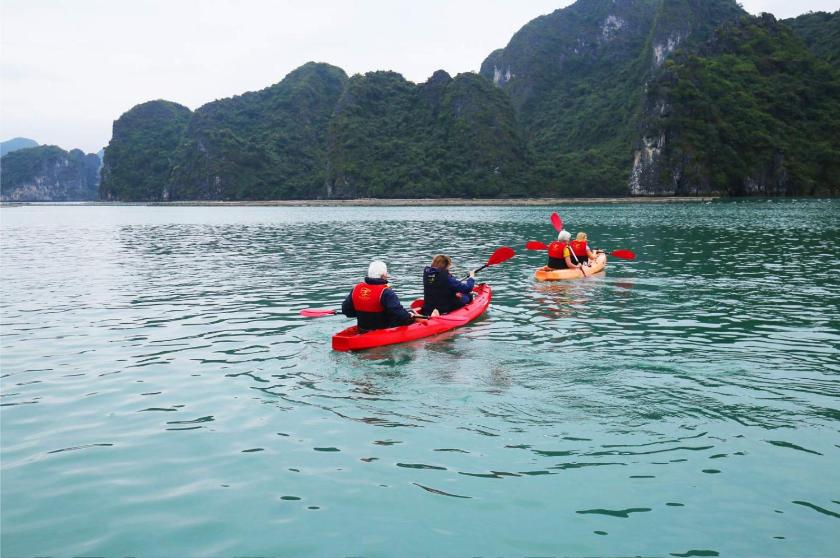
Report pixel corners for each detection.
[332,283,492,351]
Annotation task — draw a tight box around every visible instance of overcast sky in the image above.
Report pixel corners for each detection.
[2,0,838,153]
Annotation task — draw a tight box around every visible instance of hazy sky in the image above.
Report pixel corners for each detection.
[2,0,838,153]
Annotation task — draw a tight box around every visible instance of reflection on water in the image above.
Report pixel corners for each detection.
[531,279,606,318]
[1,200,839,557]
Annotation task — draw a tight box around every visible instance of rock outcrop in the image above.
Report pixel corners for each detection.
[1,146,100,201]
[632,14,840,196]
[479,0,745,196]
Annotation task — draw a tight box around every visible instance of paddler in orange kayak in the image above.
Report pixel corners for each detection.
[570,232,599,266]
[546,230,585,272]
[421,254,476,316]
[341,260,417,332]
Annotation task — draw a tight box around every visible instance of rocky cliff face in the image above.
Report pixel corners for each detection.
[0,146,100,201]
[632,14,840,196]
[480,0,660,120]
[480,0,745,196]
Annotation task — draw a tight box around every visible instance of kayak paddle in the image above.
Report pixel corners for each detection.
[299,308,466,322]
[549,212,584,275]
[300,308,339,318]
[610,249,636,260]
[547,212,635,267]
[526,242,636,261]
[472,246,516,275]
[550,212,563,232]
[303,248,515,321]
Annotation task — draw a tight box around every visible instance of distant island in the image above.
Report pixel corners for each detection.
[1,137,39,157]
[0,139,101,202]
[4,1,839,203]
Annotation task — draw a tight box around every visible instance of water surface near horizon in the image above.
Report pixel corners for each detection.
[1,200,839,557]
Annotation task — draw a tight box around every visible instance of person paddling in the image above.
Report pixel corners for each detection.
[342,261,416,332]
[571,232,599,266]
[546,230,585,273]
[421,254,476,316]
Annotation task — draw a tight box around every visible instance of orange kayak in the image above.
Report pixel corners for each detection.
[332,283,492,351]
[534,253,607,281]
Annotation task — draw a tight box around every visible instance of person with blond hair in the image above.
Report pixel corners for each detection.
[341,260,416,332]
[570,231,598,266]
[421,254,475,316]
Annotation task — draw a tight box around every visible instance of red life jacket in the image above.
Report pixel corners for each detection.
[570,240,588,257]
[547,241,571,269]
[351,283,389,313]
[548,241,569,259]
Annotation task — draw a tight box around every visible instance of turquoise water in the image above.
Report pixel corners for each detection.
[1,200,838,557]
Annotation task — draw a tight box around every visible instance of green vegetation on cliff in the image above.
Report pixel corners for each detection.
[784,10,840,68]
[169,62,348,200]
[645,15,840,195]
[105,62,527,200]
[1,146,100,201]
[327,70,529,198]
[100,100,192,201]
[480,0,745,195]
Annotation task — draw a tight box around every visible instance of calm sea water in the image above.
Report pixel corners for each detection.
[1,200,838,557]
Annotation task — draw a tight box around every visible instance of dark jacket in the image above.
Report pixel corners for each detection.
[342,277,414,331]
[421,266,475,315]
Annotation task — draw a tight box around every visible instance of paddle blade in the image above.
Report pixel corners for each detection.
[610,250,636,261]
[300,308,338,318]
[550,212,563,232]
[486,246,516,266]
[526,241,548,251]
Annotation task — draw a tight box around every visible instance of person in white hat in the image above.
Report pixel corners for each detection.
[546,230,583,271]
[341,260,416,332]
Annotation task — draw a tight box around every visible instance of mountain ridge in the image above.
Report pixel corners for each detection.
[1,137,39,157]
[97,0,840,201]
